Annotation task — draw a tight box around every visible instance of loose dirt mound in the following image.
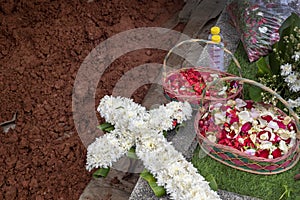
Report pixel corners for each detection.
[0,0,184,199]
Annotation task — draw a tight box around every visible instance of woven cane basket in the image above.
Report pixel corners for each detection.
[195,77,300,175]
[162,39,243,105]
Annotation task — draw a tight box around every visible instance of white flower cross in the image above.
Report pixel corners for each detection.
[86,95,221,200]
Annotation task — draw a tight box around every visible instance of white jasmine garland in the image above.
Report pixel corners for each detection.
[87,95,220,199]
[86,129,134,171]
[135,133,220,199]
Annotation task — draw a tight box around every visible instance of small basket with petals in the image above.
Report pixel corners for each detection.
[195,77,300,174]
[162,39,243,105]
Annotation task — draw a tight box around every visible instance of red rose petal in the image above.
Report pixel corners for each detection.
[287,122,296,132]
[272,148,282,158]
[261,115,272,122]
[255,149,270,158]
[241,122,252,133]
[274,120,286,129]
[245,101,254,109]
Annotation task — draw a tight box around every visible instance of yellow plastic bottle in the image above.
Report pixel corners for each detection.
[211,26,221,35]
[209,35,224,71]
[208,26,222,40]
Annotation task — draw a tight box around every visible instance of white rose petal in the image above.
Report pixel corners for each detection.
[279,140,289,154]
[207,134,217,143]
[245,149,256,156]
[259,141,273,150]
[268,121,279,131]
[235,98,247,108]
[214,111,226,125]
[238,111,252,122]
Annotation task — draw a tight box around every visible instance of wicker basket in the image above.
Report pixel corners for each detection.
[162,39,243,105]
[195,77,300,175]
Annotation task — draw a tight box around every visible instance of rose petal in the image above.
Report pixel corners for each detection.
[249,134,257,145]
[287,122,296,131]
[235,98,247,108]
[279,140,289,154]
[241,122,252,133]
[245,149,256,156]
[268,120,279,131]
[257,130,271,141]
[261,115,272,122]
[214,111,226,125]
[238,111,252,122]
[255,149,270,158]
[272,148,282,158]
[274,120,286,129]
[250,108,259,119]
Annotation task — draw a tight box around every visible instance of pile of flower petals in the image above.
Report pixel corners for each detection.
[198,98,297,159]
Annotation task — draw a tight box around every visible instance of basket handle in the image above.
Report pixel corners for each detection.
[201,76,300,139]
[162,39,242,78]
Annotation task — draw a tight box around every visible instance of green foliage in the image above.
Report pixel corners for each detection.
[140,169,166,197]
[206,174,218,191]
[248,86,262,102]
[192,146,300,200]
[127,147,138,159]
[97,122,114,132]
[93,167,110,178]
[227,42,258,100]
[279,13,300,38]
[254,13,300,116]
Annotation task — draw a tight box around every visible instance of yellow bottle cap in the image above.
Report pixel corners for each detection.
[211,26,220,35]
[211,35,221,43]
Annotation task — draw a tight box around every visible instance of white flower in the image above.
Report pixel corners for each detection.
[288,97,300,108]
[280,63,292,76]
[258,26,268,34]
[136,131,220,200]
[285,72,297,84]
[292,51,300,61]
[245,149,256,156]
[87,96,220,199]
[290,79,300,92]
[86,129,134,171]
[250,108,260,119]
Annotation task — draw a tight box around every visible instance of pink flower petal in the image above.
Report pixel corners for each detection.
[241,122,252,133]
